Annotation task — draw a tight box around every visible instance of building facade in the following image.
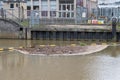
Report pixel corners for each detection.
[0,1,3,9]
[1,0,27,19]
[27,0,97,19]
[87,0,97,18]
[98,0,120,20]
[27,0,78,19]
[0,0,97,21]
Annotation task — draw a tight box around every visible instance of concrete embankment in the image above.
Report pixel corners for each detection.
[0,17,113,40]
[0,32,19,39]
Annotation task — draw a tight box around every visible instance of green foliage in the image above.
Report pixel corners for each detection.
[79,42,86,46]
[20,20,29,27]
[117,22,120,30]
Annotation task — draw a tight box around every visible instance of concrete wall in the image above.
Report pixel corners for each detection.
[0,32,19,39]
[0,19,22,39]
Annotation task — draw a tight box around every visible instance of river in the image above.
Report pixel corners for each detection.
[0,39,120,80]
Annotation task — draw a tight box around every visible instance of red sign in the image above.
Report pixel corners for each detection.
[92,20,98,24]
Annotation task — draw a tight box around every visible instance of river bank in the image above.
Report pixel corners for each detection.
[16,45,108,56]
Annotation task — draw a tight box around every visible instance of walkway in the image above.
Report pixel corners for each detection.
[32,24,112,31]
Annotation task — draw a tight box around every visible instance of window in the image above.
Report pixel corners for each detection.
[50,11,56,17]
[27,6,31,16]
[41,1,48,11]
[50,0,56,17]
[41,11,48,16]
[16,3,18,7]
[27,6,31,10]
[10,3,14,8]
[50,1,56,10]
[41,0,48,17]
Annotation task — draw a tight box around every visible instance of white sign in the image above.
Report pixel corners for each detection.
[82,12,86,18]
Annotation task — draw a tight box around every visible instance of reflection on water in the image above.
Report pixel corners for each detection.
[0,39,81,48]
[90,46,120,58]
[0,39,102,48]
[0,40,120,80]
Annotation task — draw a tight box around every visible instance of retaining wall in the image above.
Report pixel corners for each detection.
[31,31,120,41]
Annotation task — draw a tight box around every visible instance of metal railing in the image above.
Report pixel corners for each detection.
[0,9,109,28]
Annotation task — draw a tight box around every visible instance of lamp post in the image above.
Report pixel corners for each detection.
[112,17,117,41]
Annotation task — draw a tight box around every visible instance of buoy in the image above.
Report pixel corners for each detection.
[19,46,23,48]
[8,47,14,50]
[0,48,4,51]
[91,43,96,46]
[71,44,76,47]
[40,45,45,47]
[102,43,107,45]
[50,44,56,47]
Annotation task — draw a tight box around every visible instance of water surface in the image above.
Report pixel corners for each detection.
[0,40,120,80]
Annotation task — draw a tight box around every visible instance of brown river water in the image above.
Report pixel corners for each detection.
[0,39,120,80]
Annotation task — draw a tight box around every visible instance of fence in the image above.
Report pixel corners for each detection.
[0,8,110,28]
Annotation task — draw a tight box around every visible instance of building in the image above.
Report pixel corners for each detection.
[27,0,97,19]
[0,0,98,23]
[98,0,120,20]
[27,0,78,19]
[0,1,3,9]
[2,0,27,19]
[86,0,98,18]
